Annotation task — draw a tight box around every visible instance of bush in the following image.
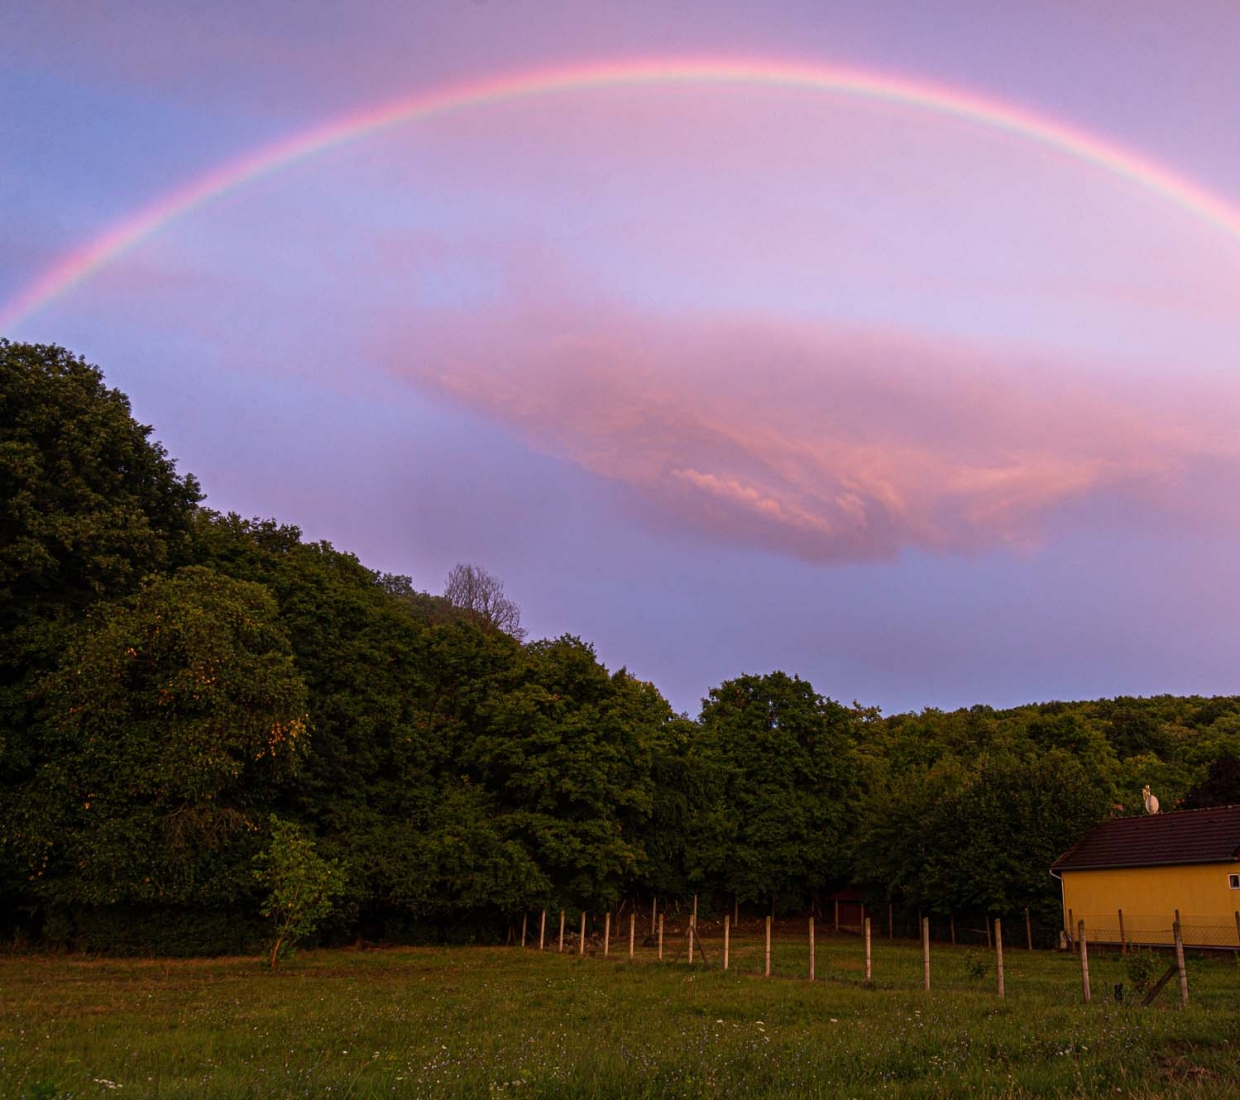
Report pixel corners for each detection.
[1125,948,1161,993]
[963,951,988,980]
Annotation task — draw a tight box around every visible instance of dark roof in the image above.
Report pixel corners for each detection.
[1052,805,1240,872]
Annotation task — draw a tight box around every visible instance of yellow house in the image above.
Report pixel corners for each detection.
[1051,805,1240,949]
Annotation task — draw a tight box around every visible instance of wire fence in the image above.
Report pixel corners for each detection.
[1074,912,1240,950]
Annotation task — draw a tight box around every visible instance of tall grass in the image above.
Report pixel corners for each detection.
[2,926,1237,1098]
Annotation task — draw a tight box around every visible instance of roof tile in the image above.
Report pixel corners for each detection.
[1052,805,1240,872]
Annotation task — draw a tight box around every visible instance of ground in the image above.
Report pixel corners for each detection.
[2,923,1238,1098]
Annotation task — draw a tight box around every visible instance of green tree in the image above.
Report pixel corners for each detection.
[693,672,858,910]
[2,566,308,917]
[254,816,344,968]
[0,341,201,720]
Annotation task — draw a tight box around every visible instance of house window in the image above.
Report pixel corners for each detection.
[1229,874,1240,890]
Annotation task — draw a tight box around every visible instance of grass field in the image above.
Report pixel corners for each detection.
[2,921,1238,1098]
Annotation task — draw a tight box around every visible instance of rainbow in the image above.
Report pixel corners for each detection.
[4,55,1240,332]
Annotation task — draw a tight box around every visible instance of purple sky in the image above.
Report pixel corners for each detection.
[4,1,1239,716]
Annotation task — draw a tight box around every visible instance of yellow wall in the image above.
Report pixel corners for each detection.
[1060,862,1240,948]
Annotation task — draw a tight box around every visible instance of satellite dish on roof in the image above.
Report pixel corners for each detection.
[1142,785,1160,814]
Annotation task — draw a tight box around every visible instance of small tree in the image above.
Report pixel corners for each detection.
[443,562,526,639]
[253,817,344,969]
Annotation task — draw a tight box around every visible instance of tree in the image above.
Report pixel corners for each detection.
[1180,755,1240,809]
[693,672,858,909]
[0,340,200,646]
[2,566,308,913]
[0,340,202,767]
[444,563,526,640]
[253,816,344,968]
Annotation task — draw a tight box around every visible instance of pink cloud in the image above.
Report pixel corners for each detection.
[377,308,1240,563]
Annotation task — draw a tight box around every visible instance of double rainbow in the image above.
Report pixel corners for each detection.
[4,56,1240,332]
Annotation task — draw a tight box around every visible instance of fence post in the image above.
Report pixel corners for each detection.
[603,912,611,958]
[1118,909,1126,954]
[995,918,1004,999]
[888,902,893,940]
[539,910,546,951]
[629,911,636,961]
[723,913,730,971]
[765,916,772,977]
[949,911,956,946]
[658,913,664,961]
[1025,907,1032,951]
[579,911,587,957]
[558,910,565,953]
[809,916,815,981]
[651,897,657,936]
[521,913,527,949]
[1174,921,1189,1007]
[922,917,930,991]
[1078,920,1090,1004]
[1234,909,1240,948]
[688,911,695,965]
[864,916,872,984]
[985,914,992,949]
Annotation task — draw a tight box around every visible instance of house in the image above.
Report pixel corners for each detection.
[1050,805,1240,949]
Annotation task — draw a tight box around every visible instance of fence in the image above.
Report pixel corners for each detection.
[1071,910,1240,950]
[513,905,1216,1008]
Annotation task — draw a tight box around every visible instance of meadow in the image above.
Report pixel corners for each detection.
[2,923,1238,1099]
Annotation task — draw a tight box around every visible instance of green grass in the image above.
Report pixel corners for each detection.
[2,924,1238,1098]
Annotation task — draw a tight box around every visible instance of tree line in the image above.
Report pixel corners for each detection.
[2,340,1238,955]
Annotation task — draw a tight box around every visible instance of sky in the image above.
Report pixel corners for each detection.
[3,0,1239,716]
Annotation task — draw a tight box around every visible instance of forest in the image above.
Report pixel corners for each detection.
[3,339,1239,955]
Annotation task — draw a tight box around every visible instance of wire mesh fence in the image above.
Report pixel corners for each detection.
[1075,912,1240,949]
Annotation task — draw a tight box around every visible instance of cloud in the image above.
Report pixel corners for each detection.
[375,306,1240,563]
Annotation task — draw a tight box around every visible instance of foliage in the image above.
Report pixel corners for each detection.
[691,672,858,908]
[1125,948,1161,994]
[253,816,344,968]
[4,341,1240,953]
[1,566,308,912]
[963,951,989,980]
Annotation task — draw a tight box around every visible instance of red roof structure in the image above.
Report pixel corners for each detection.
[1051,805,1240,872]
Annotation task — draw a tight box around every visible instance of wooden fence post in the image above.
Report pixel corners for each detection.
[864,916,872,984]
[651,897,657,936]
[888,902,893,940]
[629,911,636,961]
[995,918,1004,999]
[949,911,956,946]
[558,910,565,953]
[1174,921,1189,1006]
[1078,920,1090,1004]
[1118,909,1126,954]
[603,912,611,958]
[521,913,527,949]
[579,911,587,957]
[985,914,992,949]
[723,913,730,971]
[922,916,930,991]
[688,912,695,965]
[809,916,815,981]
[765,916,772,977]
[539,910,546,951]
[658,913,664,961]
[1025,907,1032,951]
